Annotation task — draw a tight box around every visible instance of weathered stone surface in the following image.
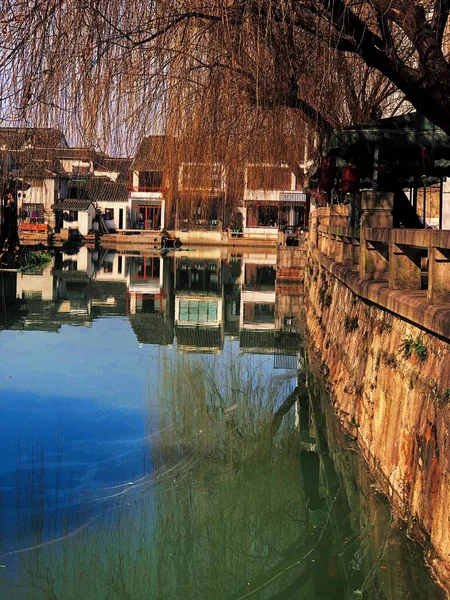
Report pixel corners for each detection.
[305,253,450,593]
[429,247,450,304]
[389,242,422,290]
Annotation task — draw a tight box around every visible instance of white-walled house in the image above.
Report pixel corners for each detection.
[91,157,131,230]
[54,199,96,237]
[176,162,226,229]
[12,160,58,231]
[237,163,307,239]
[129,136,166,230]
[9,146,95,232]
[87,177,129,231]
[0,130,131,235]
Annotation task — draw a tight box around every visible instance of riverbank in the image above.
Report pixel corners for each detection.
[18,228,281,249]
[304,240,450,594]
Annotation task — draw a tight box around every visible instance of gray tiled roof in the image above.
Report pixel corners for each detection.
[54,199,94,211]
[94,157,132,182]
[10,158,57,178]
[0,127,67,150]
[87,178,128,202]
[129,313,174,345]
[131,136,166,171]
[175,325,223,350]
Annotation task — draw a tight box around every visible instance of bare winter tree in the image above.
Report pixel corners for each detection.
[0,0,422,156]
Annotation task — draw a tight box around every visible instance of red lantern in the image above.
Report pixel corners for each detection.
[319,156,335,192]
[341,164,358,194]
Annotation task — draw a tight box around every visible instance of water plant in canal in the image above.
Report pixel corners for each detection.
[19,248,52,271]
[1,356,307,600]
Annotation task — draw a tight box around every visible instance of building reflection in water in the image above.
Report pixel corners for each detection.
[0,247,301,363]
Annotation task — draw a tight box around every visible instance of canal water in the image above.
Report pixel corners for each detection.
[0,247,444,599]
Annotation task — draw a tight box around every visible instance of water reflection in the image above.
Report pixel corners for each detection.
[1,247,300,360]
[0,247,443,599]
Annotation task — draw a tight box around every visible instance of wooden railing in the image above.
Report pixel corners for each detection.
[20,222,49,233]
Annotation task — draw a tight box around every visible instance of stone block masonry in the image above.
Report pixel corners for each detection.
[304,226,450,592]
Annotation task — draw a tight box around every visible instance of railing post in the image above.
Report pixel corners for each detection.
[329,205,350,260]
[309,209,318,248]
[429,245,450,303]
[342,235,355,264]
[352,232,360,266]
[359,192,393,281]
[389,242,422,290]
[334,234,345,262]
[317,207,331,256]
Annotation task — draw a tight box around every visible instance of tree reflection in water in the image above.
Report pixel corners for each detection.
[0,354,444,599]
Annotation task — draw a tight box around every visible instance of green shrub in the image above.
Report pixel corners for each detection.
[400,335,414,359]
[413,337,428,362]
[400,335,428,362]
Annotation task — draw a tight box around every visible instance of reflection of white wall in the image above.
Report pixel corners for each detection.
[62,246,94,276]
[240,288,275,330]
[93,252,127,282]
[16,264,54,301]
[241,290,276,303]
[128,281,161,294]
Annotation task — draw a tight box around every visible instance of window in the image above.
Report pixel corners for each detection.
[138,171,162,190]
[71,165,90,180]
[247,166,292,190]
[245,265,276,287]
[63,210,78,222]
[178,300,218,322]
[211,165,224,190]
[22,291,42,300]
[62,259,78,271]
[247,204,278,227]
[243,302,275,324]
[104,208,114,220]
[181,164,224,190]
[129,256,160,279]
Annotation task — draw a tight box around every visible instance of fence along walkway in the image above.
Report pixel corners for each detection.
[310,193,450,340]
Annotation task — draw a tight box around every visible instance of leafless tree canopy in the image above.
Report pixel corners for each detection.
[1,1,449,155]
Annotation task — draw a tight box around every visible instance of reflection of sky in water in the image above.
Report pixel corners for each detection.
[0,317,160,550]
[0,315,284,556]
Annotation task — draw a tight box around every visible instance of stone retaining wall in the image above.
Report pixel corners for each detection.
[305,248,450,592]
